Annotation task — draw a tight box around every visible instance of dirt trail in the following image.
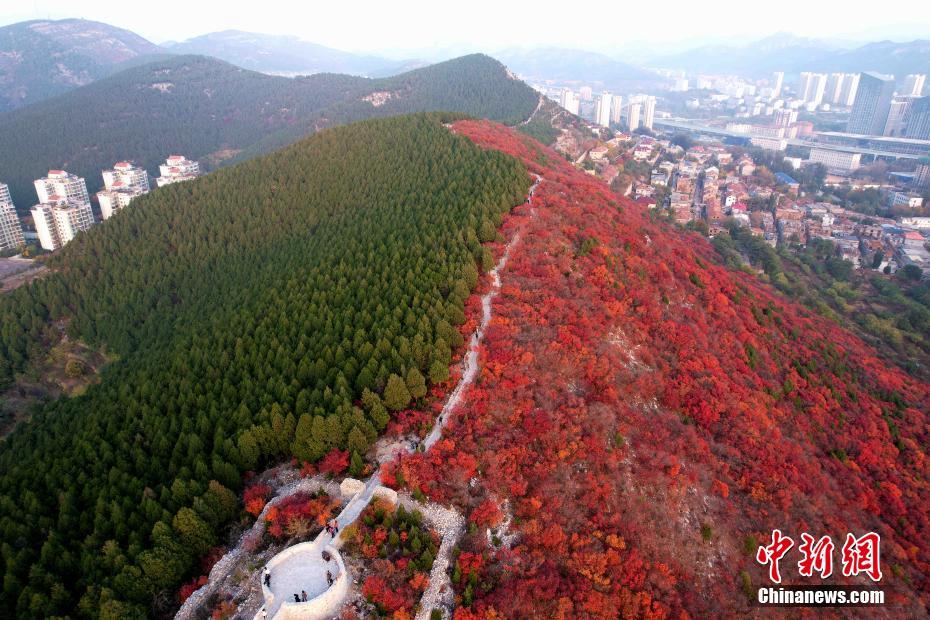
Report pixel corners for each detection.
[177,172,544,620]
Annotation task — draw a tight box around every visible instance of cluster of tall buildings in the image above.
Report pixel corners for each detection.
[796,72,860,109]
[557,88,656,131]
[846,72,929,138]
[783,70,928,139]
[0,155,201,254]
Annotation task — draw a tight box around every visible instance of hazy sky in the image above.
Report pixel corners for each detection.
[3,0,930,56]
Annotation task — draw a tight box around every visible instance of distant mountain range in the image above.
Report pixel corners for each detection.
[650,33,930,80]
[0,18,163,111]
[495,47,661,90]
[0,53,539,209]
[0,21,428,111]
[164,30,425,77]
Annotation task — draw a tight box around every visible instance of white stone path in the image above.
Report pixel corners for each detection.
[177,172,543,620]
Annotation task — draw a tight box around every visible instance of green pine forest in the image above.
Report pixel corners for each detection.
[0,53,538,210]
[0,113,531,617]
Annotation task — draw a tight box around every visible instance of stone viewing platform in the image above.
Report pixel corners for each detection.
[254,479,398,619]
[256,540,347,620]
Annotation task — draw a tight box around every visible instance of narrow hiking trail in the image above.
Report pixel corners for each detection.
[517,95,544,127]
[177,172,544,619]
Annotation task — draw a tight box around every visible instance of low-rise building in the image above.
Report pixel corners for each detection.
[888,192,924,209]
[750,136,787,151]
[834,238,862,267]
[783,156,803,170]
[589,146,609,161]
[808,148,861,173]
[651,170,670,185]
[900,216,930,229]
[774,172,800,195]
[901,230,928,249]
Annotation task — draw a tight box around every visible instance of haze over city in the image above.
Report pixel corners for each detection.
[3,0,930,56]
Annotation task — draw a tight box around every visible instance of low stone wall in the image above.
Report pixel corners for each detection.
[175,474,338,620]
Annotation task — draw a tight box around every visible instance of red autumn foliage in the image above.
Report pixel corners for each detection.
[362,575,407,613]
[469,498,503,529]
[347,500,439,615]
[386,407,435,438]
[178,575,208,603]
[319,448,350,476]
[390,120,930,617]
[243,484,271,517]
[264,490,337,540]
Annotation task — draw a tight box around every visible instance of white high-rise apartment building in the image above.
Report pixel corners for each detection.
[771,72,784,99]
[610,95,624,124]
[839,74,860,107]
[31,202,95,251]
[903,74,926,97]
[798,72,827,106]
[34,170,89,206]
[622,95,655,131]
[30,170,94,251]
[102,161,149,193]
[559,88,580,115]
[0,183,25,252]
[640,96,656,130]
[97,161,150,220]
[883,97,918,137]
[798,73,814,101]
[825,73,847,104]
[156,155,201,188]
[624,102,642,131]
[594,92,613,127]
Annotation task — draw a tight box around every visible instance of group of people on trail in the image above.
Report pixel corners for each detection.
[292,590,309,602]
[324,519,339,537]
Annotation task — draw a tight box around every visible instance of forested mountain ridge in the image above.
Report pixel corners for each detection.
[165,29,414,77]
[389,120,930,616]
[0,53,539,210]
[235,53,540,160]
[0,18,162,111]
[0,113,531,617]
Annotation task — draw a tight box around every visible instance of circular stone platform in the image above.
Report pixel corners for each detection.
[257,539,347,620]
